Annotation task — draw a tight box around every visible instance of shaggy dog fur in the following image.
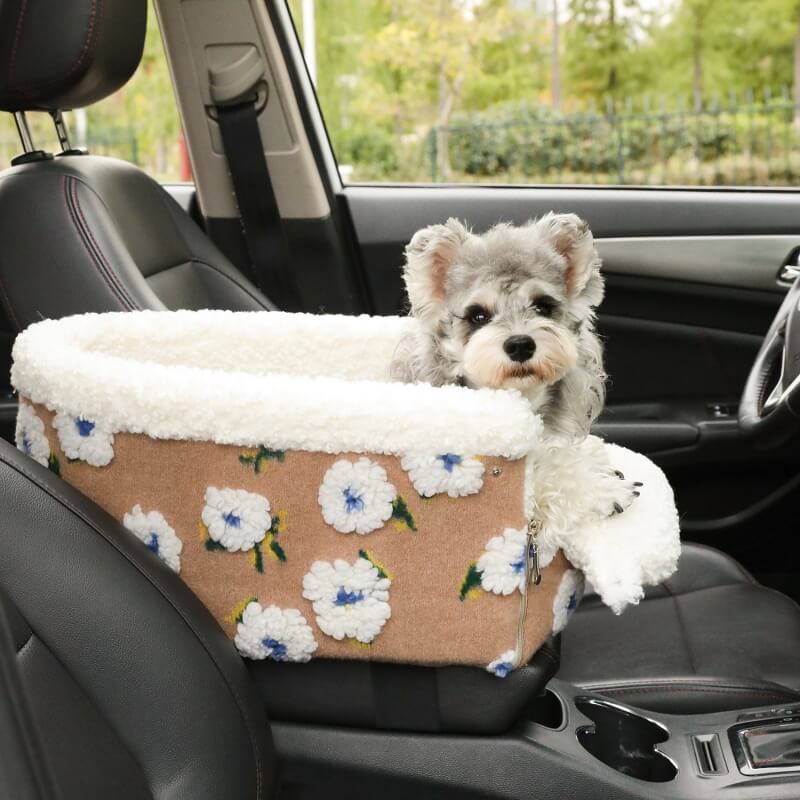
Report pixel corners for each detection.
[392,213,641,521]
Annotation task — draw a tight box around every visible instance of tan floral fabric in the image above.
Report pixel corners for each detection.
[26,401,571,670]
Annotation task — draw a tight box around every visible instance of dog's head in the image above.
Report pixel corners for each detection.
[402,213,604,392]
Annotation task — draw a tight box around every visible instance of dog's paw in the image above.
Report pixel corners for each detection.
[595,469,643,518]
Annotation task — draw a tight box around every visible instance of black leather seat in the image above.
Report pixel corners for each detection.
[561,543,800,714]
[0,441,275,799]
[0,0,273,331]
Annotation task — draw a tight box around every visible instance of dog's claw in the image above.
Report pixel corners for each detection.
[613,502,624,514]
[632,490,640,497]
[614,470,625,480]
[633,481,643,487]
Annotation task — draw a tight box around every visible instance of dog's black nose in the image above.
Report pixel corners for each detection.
[503,335,536,363]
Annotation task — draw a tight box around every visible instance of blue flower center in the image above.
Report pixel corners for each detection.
[567,591,578,612]
[263,637,288,661]
[437,453,462,473]
[494,661,513,678]
[342,486,365,513]
[146,532,160,556]
[334,587,365,606]
[75,418,95,438]
[222,511,242,528]
[511,545,527,574]
[21,433,32,455]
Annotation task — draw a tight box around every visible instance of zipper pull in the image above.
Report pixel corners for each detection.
[527,518,542,586]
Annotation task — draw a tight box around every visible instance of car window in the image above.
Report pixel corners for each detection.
[0,0,187,182]
[287,0,800,188]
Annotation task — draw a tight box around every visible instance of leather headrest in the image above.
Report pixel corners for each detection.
[0,0,147,112]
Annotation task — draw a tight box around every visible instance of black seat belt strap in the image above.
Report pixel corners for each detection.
[215,96,301,310]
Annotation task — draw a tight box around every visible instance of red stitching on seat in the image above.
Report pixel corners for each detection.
[63,176,136,311]
[12,0,101,95]
[69,177,139,310]
[7,0,31,86]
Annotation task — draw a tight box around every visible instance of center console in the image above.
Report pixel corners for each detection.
[525,679,800,798]
[273,676,800,800]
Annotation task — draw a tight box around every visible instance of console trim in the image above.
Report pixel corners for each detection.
[729,718,800,776]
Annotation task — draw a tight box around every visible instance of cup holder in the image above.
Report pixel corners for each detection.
[529,689,565,730]
[576,698,677,782]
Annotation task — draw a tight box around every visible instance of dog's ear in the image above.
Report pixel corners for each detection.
[532,213,600,299]
[403,218,470,323]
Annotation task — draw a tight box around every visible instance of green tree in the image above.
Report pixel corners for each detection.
[565,0,645,108]
[639,0,796,108]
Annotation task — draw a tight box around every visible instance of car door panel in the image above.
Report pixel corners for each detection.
[342,184,800,590]
[598,235,800,290]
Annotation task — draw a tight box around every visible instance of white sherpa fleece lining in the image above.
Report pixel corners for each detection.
[562,443,681,614]
[11,310,542,457]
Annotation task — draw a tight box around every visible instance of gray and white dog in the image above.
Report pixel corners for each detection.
[392,213,640,522]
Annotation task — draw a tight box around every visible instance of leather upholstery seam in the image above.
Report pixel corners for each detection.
[2,455,265,796]
[597,685,799,700]
[671,593,698,675]
[15,631,34,658]
[151,189,271,309]
[11,0,101,96]
[63,176,138,311]
[0,268,21,331]
[535,646,559,670]
[682,542,758,585]
[69,176,139,309]
[63,176,130,309]
[8,0,31,85]
[149,257,271,309]
[586,581,764,609]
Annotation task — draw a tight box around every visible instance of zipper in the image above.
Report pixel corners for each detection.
[513,517,542,667]
[528,517,542,586]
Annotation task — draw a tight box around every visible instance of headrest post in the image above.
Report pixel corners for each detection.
[13,112,34,153]
[49,111,72,153]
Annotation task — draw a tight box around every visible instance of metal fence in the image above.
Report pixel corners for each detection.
[429,94,800,186]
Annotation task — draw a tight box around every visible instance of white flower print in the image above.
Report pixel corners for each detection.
[234,602,318,663]
[318,458,397,535]
[15,403,50,467]
[552,569,585,635]
[303,556,391,643]
[202,487,271,552]
[400,453,484,498]
[123,504,183,572]
[53,412,114,466]
[477,528,528,596]
[486,649,516,678]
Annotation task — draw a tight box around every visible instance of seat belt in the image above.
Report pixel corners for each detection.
[210,50,302,310]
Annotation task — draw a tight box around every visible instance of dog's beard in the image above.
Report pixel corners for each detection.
[459,325,578,391]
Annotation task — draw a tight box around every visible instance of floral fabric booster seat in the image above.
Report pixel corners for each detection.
[11,310,680,678]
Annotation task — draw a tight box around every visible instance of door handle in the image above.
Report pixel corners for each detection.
[778,252,800,286]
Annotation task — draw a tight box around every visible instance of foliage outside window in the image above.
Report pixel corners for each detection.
[288,0,800,187]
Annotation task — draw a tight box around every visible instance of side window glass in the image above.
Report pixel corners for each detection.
[287,0,800,188]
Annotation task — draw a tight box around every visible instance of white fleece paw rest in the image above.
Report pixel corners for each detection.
[559,444,681,614]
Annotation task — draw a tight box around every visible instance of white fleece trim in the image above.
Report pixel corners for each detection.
[11,310,541,458]
[558,444,681,614]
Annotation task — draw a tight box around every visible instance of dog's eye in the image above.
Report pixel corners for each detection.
[465,305,491,327]
[532,296,558,317]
